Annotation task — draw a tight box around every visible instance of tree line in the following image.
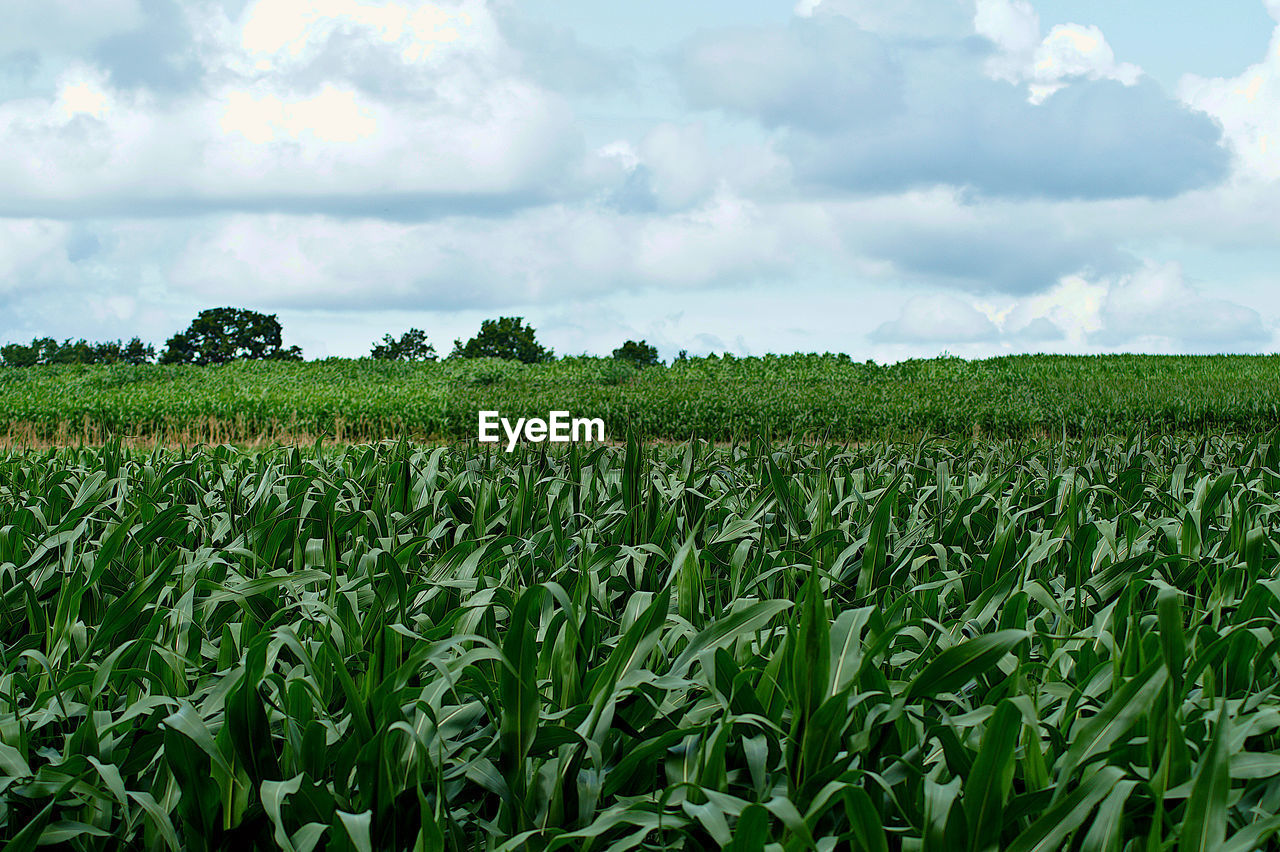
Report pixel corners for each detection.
[1,307,663,369]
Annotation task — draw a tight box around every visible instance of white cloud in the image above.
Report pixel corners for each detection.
[797,0,976,40]
[998,275,1106,345]
[1090,260,1268,347]
[635,123,715,210]
[1027,25,1142,102]
[0,221,75,296]
[679,10,1220,202]
[870,294,999,343]
[1179,21,1280,180]
[55,67,116,119]
[0,0,580,214]
[220,85,377,142]
[236,0,482,68]
[0,0,1272,360]
[989,261,1267,350]
[163,192,802,311]
[974,0,1040,69]
[2,206,1273,361]
[822,188,1128,292]
[0,0,145,55]
[976,0,1142,103]
[486,2,635,96]
[868,260,1266,352]
[673,18,898,131]
[586,127,791,216]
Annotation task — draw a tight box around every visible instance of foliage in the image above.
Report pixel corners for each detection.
[0,341,39,367]
[450,316,552,364]
[113,337,157,364]
[8,353,1280,445]
[160,307,302,365]
[0,336,154,367]
[370,328,437,362]
[4,434,1280,848]
[612,339,661,368]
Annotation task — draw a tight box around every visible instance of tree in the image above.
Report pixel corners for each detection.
[86,338,156,364]
[120,337,156,364]
[450,317,552,364]
[612,339,660,368]
[160,308,302,365]
[29,338,58,364]
[0,335,158,367]
[0,341,39,367]
[3,337,82,366]
[371,328,437,361]
[47,338,95,365]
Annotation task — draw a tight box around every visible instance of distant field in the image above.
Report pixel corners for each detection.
[4,353,1280,445]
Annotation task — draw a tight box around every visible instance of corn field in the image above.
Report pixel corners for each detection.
[8,354,1280,445]
[4,434,1280,849]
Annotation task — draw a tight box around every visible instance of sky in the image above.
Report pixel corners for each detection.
[1,0,1279,362]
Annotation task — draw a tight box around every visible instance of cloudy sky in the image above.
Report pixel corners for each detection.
[2,0,1278,360]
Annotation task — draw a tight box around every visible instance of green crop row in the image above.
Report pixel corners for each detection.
[4,433,1280,848]
[6,353,1280,443]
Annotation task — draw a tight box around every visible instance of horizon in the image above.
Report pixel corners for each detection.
[11,323,1280,366]
[2,0,1278,362]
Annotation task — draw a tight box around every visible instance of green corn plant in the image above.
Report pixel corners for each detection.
[2,433,1280,849]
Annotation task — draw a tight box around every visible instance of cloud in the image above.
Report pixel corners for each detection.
[587,127,792,215]
[0,218,171,345]
[973,0,1038,64]
[991,262,1268,351]
[92,0,206,93]
[796,0,976,41]
[675,9,1227,201]
[0,79,578,217]
[232,0,482,70]
[1089,261,1269,348]
[489,2,635,96]
[870,293,999,343]
[162,192,801,311]
[0,0,1272,360]
[0,220,77,296]
[827,188,1132,293]
[1025,24,1142,101]
[976,0,1141,102]
[784,48,1228,200]
[0,0,145,57]
[857,220,1124,292]
[1004,316,1064,342]
[998,274,1106,345]
[672,17,900,131]
[869,260,1266,352]
[611,124,717,212]
[0,0,585,218]
[1179,16,1280,181]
